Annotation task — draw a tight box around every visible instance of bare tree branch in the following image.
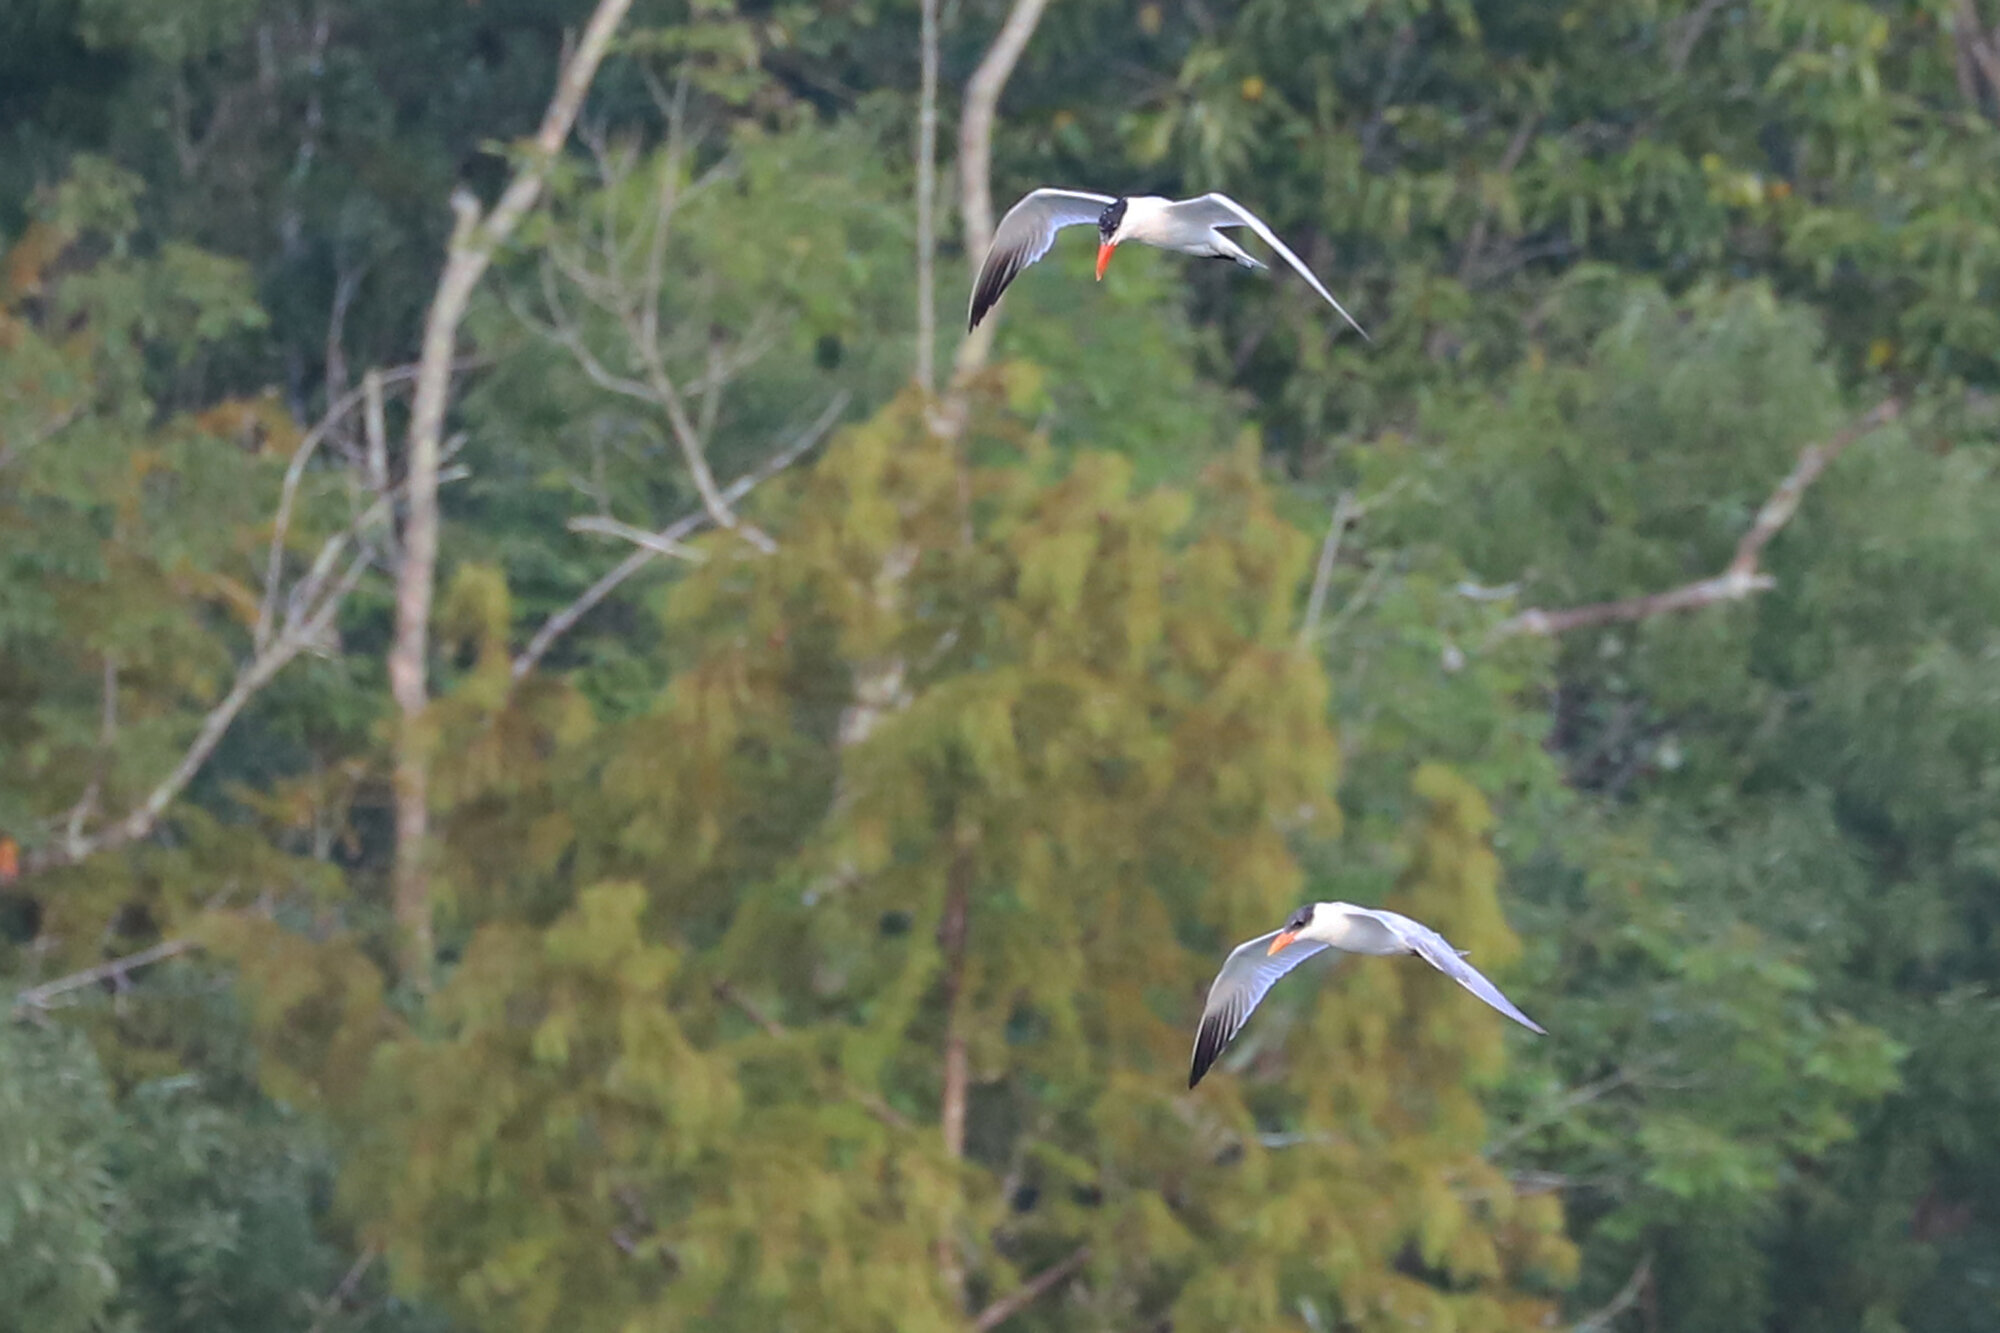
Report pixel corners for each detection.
[12,938,198,1015]
[22,499,390,878]
[1488,400,1900,642]
[971,1244,1093,1331]
[518,133,780,555]
[261,361,428,652]
[950,0,1054,381]
[390,0,634,989]
[1573,1252,1654,1333]
[567,515,710,562]
[13,377,471,882]
[1952,0,2000,118]
[57,656,119,857]
[0,402,81,471]
[304,1246,379,1333]
[509,392,848,685]
[1666,0,1729,75]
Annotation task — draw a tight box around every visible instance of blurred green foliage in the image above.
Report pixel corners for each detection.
[7,0,2000,1330]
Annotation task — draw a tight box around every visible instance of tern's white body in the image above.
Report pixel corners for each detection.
[1107,195,1259,263]
[966,188,1369,339]
[1187,900,1544,1088]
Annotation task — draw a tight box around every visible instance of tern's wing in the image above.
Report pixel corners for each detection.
[1172,192,1369,340]
[1189,930,1332,1088]
[968,188,1116,331]
[1359,907,1546,1035]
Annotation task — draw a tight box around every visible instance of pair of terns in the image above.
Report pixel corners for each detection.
[969,193,1533,1082]
[968,188,1371,338]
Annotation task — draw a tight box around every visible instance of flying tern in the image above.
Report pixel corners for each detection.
[967,189,1369,339]
[1188,901,1544,1088]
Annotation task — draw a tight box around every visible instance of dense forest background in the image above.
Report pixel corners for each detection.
[5,0,2000,1328]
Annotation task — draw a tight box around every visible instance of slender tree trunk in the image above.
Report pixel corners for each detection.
[915,0,941,391]
[951,0,1052,380]
[935,831,974,1304]
[389,191,473,989]
[938,840,973,1159]
[387,0,635,988]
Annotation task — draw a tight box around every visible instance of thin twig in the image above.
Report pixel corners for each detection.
[1666,0,1729,74]
[1573,1252,1653,1333]
[363,367,389,498]
[304,1246,379,1333]
[1299,490,1358,649]
[713,980,911,1131]
[0,403,81,471]
[1458,111,1543,283]
[1489,400,1899,642]
[58,656,119,857]
[12,939,198,1015]
[258,360,426,652]
[625,304,775,552]
[971,1245,1093,1331]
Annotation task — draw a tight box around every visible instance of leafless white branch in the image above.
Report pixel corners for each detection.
[1488,400,1900,642]
[509,392,849,685]
[16,448,461,880]
[1573,1252,1653,1333]
[11,938,198,1015]
[971,1244,1092,1331]
[518,123,782,554]
[568,515,709,562]
[0,403,82,471]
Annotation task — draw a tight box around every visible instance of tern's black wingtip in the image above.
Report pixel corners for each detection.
[1188,1016,1226,1087]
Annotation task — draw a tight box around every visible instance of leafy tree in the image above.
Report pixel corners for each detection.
[0,1023,118,1329]
[218,392,1568,1330]
[0,1006,440,1333]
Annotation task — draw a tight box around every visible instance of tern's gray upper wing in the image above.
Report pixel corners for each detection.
[1360,907,1546,1034]
[1172,192,1369,340]
[968,188,1116,331]
[1189,929,1332,1087]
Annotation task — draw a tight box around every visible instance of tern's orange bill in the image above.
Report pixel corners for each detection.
[1095,241,1115,281]
[1267,930,1299,955]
